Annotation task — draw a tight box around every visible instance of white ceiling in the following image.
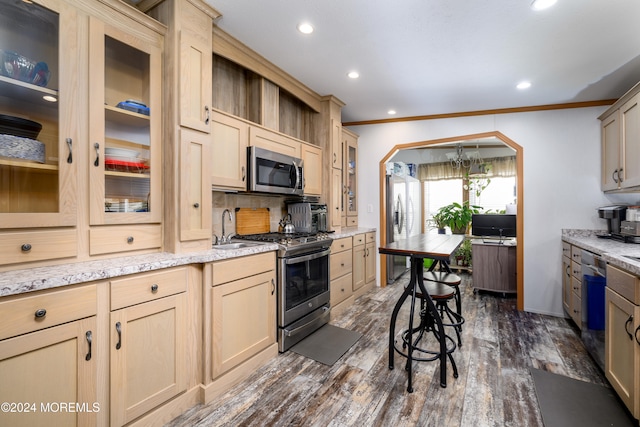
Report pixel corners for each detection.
[205,0,640,124]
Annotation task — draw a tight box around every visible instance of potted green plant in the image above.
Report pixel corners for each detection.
[432,211,448,234]
[454,239,472,267]
[435,201,482,234]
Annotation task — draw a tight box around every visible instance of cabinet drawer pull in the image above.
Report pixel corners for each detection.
[271,278,275,295]
[115,322,122,350]
[66,138,73,164]
[204,105,210,124]
[21,243,32,252]
[127,236,134,244]
[151,284,158,293]
[193,202,200,208]
[635,325,640,345]
[94,142,100,167]
[34,308,46,319]
[242,166,246,182]
[619,168,624,183]
[85,331,92,361]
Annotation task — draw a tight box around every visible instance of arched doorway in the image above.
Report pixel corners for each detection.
[378,131,524,311]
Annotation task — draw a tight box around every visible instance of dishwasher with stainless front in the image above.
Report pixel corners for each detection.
[581,249,607,370]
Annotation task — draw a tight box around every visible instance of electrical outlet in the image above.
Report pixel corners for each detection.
[367,204,373,213]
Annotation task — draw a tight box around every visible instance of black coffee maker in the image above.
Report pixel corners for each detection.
[598,205,627,239]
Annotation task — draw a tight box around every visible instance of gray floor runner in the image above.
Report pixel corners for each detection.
[290,324,362,366]
[530,368,634,427]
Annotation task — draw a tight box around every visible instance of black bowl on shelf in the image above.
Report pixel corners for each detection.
[0,114,42,139]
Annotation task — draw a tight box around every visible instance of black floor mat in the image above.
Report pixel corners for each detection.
[530,368,635,427]
[290,324,362,366]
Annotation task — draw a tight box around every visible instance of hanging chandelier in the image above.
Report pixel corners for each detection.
[447,144,470,169]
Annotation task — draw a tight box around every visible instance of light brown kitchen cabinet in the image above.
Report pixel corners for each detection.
[331,118,343,170]
[343,129,359,226]
[600,82,640,192]
[249,125,301,158]
[330,237,353,308]
[605,264,640,419]
[365,232,377,285]
[0,0,79,266]
[180,128,212,241]
[331,168,343,228]
[0,284,98,427]
[352,234,366,292]
[301,142,322,196]
[211,110,249,191]
[109,268,188,426]
[209,252,276,379]
[88,15,162,229]
[178,8,212,133]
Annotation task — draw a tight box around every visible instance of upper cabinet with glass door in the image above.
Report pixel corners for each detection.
[88,16,162,225]
[0,0,77,229]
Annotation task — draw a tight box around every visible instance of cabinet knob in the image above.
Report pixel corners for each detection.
[127,236,134,244]
[151,284,158,293]
[21,243,32,252]
[193,202,200,208]
[34,308,46,319]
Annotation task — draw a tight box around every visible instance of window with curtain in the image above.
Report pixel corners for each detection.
[420,155,517,229]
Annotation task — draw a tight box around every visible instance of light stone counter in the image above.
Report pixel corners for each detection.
[562,229,640,276]
[0,243,279,298]
[1,228,378,298]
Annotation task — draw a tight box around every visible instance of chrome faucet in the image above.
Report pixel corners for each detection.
[221,209,234,243]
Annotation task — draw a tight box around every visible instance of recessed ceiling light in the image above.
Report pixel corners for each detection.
[347,71,359,79]
[297,22,313,34]
[517,81,532,90]
[388,110,396,115]
[531,0,557,11]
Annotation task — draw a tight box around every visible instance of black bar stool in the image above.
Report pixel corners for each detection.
[425,261,464,346]
[389,257,459,392]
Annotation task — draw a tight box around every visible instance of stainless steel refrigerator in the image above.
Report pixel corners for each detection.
[385,166,421,284]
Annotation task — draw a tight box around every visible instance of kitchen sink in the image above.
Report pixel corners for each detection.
[213,242,261,250]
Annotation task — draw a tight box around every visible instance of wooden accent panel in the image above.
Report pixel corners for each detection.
[0,284,97,340]
[212,252,275,286]
[110,267,188,310]
[89,224,161,255]
[0,229,76,265]
[249,126,301,157]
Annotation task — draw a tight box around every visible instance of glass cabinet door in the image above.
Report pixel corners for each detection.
[346,139,357,216]
[0,0,77,228]
[88,17,161,225]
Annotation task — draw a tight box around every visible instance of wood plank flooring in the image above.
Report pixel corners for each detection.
[166,272,609,427]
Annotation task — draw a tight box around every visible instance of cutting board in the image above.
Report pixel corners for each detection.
[235,207,271,235]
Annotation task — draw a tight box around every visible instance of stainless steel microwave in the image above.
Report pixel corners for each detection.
[247,146,304,196]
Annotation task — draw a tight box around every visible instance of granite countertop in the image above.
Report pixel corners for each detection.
[562,229,640,276]
[0,227,377,298]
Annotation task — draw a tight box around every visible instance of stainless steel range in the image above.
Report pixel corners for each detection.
[234,231,333,352]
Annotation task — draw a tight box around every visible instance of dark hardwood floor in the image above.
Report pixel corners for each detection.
[166,272,608,427]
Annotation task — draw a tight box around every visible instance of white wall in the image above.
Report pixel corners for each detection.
[349,106,640,317]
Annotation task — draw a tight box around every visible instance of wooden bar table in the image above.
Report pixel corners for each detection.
[379,233,465,392]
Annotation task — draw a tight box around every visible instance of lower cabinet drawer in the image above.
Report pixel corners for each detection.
[0,284,97,340]
[330,250,353,281]
[330,273,352,306]
[89,224,161,256]
[212,252,275,286]
[346,217,357,227]
[332,237,352,253]
[111,267,188,310]
[353,234,365,246]
[0,229,76,266]
[366,232,376,243]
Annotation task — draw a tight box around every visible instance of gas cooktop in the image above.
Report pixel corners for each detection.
[234,231,333,256]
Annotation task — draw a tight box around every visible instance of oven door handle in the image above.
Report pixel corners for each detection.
[285,248,331,264]
[284,306,330,337]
